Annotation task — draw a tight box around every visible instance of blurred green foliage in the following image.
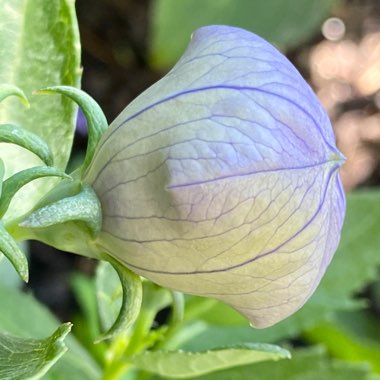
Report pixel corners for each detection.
[149,0,338,69]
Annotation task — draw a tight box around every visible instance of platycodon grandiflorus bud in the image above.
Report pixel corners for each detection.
[83,25,346,328]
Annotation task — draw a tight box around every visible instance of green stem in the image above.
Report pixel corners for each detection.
[102,336,132,380]
[101,307,157,379]
[102,363,131,380]
[124,308,157,357]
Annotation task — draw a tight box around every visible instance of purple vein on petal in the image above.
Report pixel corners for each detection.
[100,163,340,275]
[87,85,341,183]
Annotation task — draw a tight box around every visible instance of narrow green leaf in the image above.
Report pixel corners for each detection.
[20,184,102,237]
[95,259,142,342]
[0,166,70,218]
[0,0,81,223]
[132,343,290,378]
[37,86,108,174]
[0,284,101,379]
[0,123,53,165]
[149,0,337,68]
[152,346,377,380]
[0,323,71,380]
[0,158,3,197]
[0,223,28,282]
[0,84,29,107]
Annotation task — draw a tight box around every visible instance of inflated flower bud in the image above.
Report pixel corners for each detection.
[84,25,345,328]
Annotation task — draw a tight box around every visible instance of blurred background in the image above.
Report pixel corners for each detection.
[20,0,380,375]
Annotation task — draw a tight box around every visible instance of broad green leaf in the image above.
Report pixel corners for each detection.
[132,343,290,379]
[0,0,81,222]
[0,323,71,380]
[148,346,377,380]
[0,284,101,380]
[149,0,337,68]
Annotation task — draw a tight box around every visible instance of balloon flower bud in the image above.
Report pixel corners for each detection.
[84,25,346,328]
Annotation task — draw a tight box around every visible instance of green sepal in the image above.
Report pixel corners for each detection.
[95,257,142,343]
[36,86,108,175]
[0,84,29,107]
[20,183,102,237]
[0,123,53,165]
[0,166,70,218]
[0,222,28,282]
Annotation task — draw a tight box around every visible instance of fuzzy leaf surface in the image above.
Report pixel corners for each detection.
[0,0,81,222]
[0,323,71,380]
[132,343,290,378]
[0,285,101,380]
